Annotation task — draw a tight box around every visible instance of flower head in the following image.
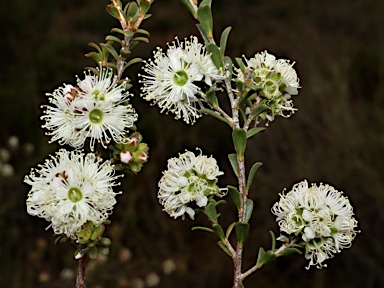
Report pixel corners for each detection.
[271,180,359,269]
[237,51,300,121]
[25,149,121,238]
[140,36,224,124]
[158,149,226,219]
[42,68,137,150]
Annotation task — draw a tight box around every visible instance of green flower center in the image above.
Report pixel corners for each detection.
[93,90,105,101]
[173,70,189,86]
[68,187,83,203]
[89,109,104,124]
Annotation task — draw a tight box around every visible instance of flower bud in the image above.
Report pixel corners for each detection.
[120,151,133,164]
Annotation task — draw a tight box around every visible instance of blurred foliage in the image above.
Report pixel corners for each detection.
[1,0,384,287]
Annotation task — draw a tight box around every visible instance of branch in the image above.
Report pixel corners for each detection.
[76,255,87,288]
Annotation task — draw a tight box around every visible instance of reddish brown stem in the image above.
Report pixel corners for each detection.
[76,255,87,288]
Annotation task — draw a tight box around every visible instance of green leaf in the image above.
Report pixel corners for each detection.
[269,231,276,251]
[206,87,218,108]
[132,36,149,43]
[246,127,266,138]
[251,104,268,118]
[217,240,232,257]
[197,4,213,38]
[245,199,253,222]
[88,246,98,259]
[196,24,210,44]
[191,226,215,233]
[246,162,262,193]
[206,43,224,69]
[219,26,232,56]
[227,185,241,210]
[97,245,110,256]
[126,2,139,21]
[256,247,276,268]
[199,108,231,126]
[232,128,247,162]
[105,35,122,44]
[111,27,134,39]
[54,235,68,245]
[100,43,119,61]
[205,203,218,223]
[136,29,150,36]
[277,247,302,257]
[99,237,112,246]
[123,58,143,71]
[91,225,104,241]
[139,0,151,15]
[213,224,225,241]
[200,0,212,7]
[214,199,227,207]
[235,222,250,245]
[226,222,236,239]
[236,80,244,93]
[228,153,238,178]
[129,41,139,50]
[180,0,197,18]
[235,57,246,74]
[85,51,101,63]
[240,108,247,122]
[238,90,255,106]
[88,42,102,54]
[106,4,121,19]
[143,13,152,20]
[120,47,131,59]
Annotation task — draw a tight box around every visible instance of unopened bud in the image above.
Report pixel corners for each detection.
[132,151,148,163]
[138,151,148,162]
[127,137,139,146]
[120,151,133,164]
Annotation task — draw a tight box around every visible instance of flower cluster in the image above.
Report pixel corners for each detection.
[158,149,226,219]
[109,132,149,174]
[271,180,359,269]
[140,36,224,124]
[238,51,300,121]
[42,68,138,150]
[25,149,121,239]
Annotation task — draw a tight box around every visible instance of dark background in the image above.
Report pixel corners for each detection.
[1,0,383,287]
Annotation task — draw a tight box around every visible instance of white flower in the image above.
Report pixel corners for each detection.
[182,36,225,86]
[77,68,126,102]
[42,86,80,147]
[246,51,300,96]
[271,180,359,269]
[42,68,137,150]
[24,149,121,238]
[158,149,226,219]
[238,51,300,121]
[74,96,136,149]
[140,37,224,124]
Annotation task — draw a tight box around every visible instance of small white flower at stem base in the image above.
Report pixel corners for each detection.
[271,180,359,269]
